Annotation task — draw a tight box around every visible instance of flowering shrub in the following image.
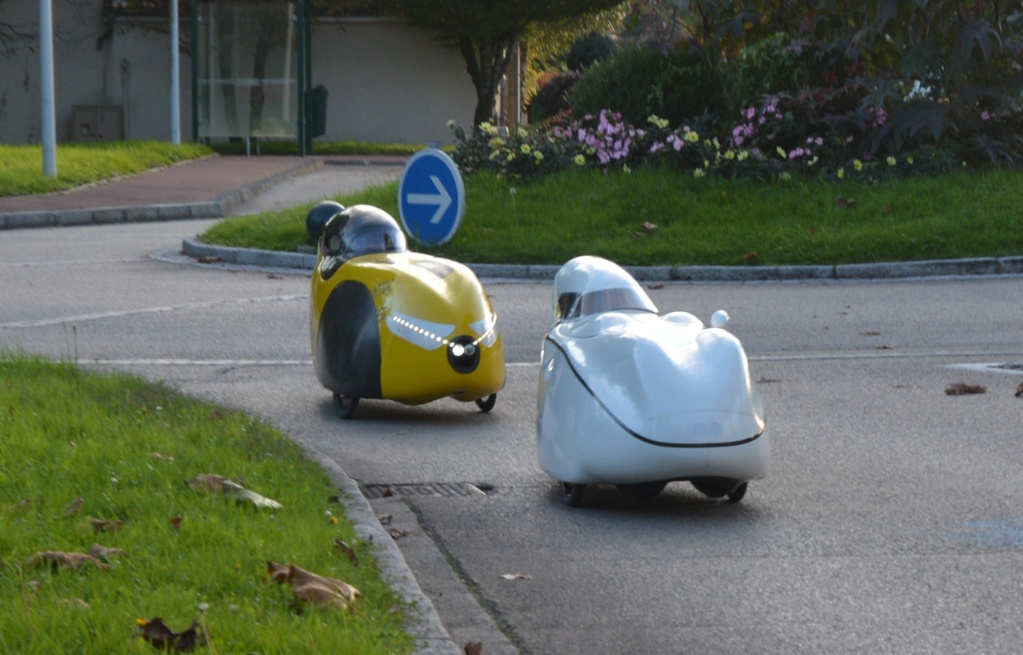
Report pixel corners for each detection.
[449,96,1011,183]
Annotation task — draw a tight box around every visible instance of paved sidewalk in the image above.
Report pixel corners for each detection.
[0,153,407,230]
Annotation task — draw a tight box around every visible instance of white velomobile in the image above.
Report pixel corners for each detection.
[536,256,768,506]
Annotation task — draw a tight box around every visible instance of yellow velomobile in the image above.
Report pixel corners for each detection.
[307,202,505,419]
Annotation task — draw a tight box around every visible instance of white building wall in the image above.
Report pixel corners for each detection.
[312,18,476,144]
[0,1,475,146]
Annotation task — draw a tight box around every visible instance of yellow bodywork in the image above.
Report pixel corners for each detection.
[310,251,505,405]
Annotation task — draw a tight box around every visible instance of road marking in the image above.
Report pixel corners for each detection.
[0,294,307,329]
[751,351,1023,363]
[948,518,1023,548]
[79,359,311,367]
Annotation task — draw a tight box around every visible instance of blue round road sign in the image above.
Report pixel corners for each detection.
[398,148,465,245]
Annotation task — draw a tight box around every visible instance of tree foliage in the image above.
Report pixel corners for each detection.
[623,0,1023,162]
[372,0,625,127]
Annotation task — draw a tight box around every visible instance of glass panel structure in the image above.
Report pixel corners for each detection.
[194,1,298,139]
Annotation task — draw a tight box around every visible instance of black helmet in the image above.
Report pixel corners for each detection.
[320,204,407,262]
[306,201,345,240]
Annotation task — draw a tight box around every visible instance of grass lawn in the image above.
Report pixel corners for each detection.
[0,353,413,655]
[0,141,212,197]
[200,166,1023,267]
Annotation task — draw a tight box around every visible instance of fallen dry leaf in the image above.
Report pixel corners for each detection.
[57,598,90,609]
[1016,382,1023,398]
[90,517,125,533]
[266,560,290,584]
[647,283,664,290]
[834,196,856,209]
[134,617,207,652]
[642,221,658,233]
[742,251,759,264]
[291,580,357,610]
[333,539,359,566]
[267,562,360,611]
[89,543,126,562]
[377,514,393,525]
[499,573,531,581]
[149,452,175,462]
[945,382,986,396]
[465,641,483,655]
[64,497,84,518]
[387,527,408,540]
[858,331,881,336]
[170,515,183,531]
[186,473,232,493]
[25,551,108,571]
[186,474,282,510]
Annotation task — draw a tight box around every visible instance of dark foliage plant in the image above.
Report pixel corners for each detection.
[454,0,1023,183]
[565,31,619,72]
[568,45,726,128]
[528,71,582,123]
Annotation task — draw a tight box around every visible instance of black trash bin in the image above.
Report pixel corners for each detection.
[305,85,328,140]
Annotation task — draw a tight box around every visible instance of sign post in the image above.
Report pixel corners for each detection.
[398,148,465,245]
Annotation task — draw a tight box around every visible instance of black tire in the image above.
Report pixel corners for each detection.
[726,482,748,503]
[475,393,497,413]
[690,479,732,499]
[560,482,586,507]
[332,393,359,419]
[616,481,668,501]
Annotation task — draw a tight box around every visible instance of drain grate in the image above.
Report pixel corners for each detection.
[361,482,491,499]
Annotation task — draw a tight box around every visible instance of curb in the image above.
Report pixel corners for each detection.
[181,238,1023,282]
[307,449,462,655]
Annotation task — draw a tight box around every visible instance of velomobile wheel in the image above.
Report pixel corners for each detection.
[690,479,732,499]
[616,481,668,501]
[726,482,748,503]
[332,393,359,419]
[475,393,497,413]
[560,482,586,507]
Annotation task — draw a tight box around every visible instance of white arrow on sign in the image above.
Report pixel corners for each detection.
[406,175,452,224]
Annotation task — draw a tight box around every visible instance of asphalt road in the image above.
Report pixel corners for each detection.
[2,220,1023,654]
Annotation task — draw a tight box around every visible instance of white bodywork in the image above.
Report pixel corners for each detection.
[536,256,768,488]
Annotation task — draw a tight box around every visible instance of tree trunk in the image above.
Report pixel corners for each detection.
[459,32,517,128]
